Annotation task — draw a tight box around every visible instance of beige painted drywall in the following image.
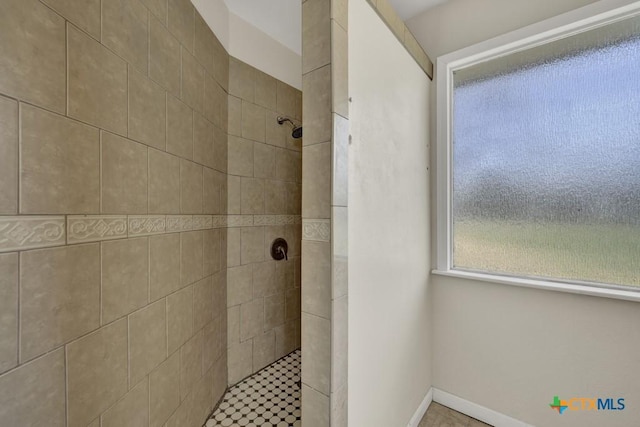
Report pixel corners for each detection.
[421,1,640,426]
[192,0,302,89]
[406,0,599,58]
[348,0,432,426]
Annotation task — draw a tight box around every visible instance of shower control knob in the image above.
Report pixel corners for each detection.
[270,238,288,261]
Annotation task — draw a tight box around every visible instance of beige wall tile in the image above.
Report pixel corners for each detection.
[195,12,214,74]
[265,181,287,214]
[149,233,181,300]
[205,75,226,127]
[150,352,180,427]
[101,378,149,427]
[241,225,265,265]
[241,178,265,215]
[20,244,100,362]
[192,367,214,421]
[228,340,253,385]
[227,175,241,215]
[150,15,181,96]
[377,0,405,39]
[180,160,203,213]
[20,104,99,214]
[229,58,255,101]
[0,349,65,427]
[181,48,205,113]
[332,21,349,118]
[254,143,276,179]
[253,261,278,298]
[275,320,298,359]
[129,67,166,150]
[167,285,194,354]
[148,149,181,214]
[240,298,264,341]
[332,114,349,206]
[194,112,215,168]
[301,240,331,319]
[331,384,348,427]
[266,110,288,148]
[286,182,303,214]
[213,351,228,400]
[67,319,128,427]
[68,24,127,135]
[286,287,301,322]
[302,65,332,146]
[142,0,168,23]
[43,0,100,39]
[168,0,195,52]
[0,0,65,113]
[129,300,167,386]
[302,312,331,395]
[276,148,302,182]
[0,254,18,374]
[101,132,148,214]
[167,95,194,159]
[302,384,330,427]
[277,81,298,120]
[194,277,213,331]
[265,293,286,330]
[332,295,348,392]
[102,0,148,73]
[181,231,204,286]
[302,0,331,74]
[102,238,149,324]
[332,0,348,29]
[203,315,223,371]
[228,95,242,137]
[179,330,203,400]
[213,35,230,91]
[255,71,277,110]
[203,168,223,214]
[204,229,222,275]
[214,126,228,173]
[0,96,17,214]
[302,142,332,219]
[242,102,266,143]
[228,264,253,307]
[253,330,276,371]
[227,227,241,266]
[228,136,255,177]
[163,384,196,427]
[227,305,240,348]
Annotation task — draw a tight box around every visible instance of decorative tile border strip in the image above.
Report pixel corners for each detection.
[302,219,331,242]
[67,216,127,244]
[0,216,66,252]
[128,215,166,237]
[0,215,301,253]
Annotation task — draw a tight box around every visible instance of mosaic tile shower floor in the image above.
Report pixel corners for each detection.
[206,350,301,427]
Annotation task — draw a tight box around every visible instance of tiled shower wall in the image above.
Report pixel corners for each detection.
[0,0,302,426]
[226,58,303,385]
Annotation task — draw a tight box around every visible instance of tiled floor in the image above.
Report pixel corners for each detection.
[419,402,492,427]
[206,350,301,427]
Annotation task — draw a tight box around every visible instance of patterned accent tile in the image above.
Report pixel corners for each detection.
[67,215,127,244]
[192,215,212,230]
[166,215,193,232]
[302,219,330,242]
[128,215,166,236]
[228,215,253,227]
[254,215,277,226]
[207,349,301,427]
[0,216,66,252]
[212,215,227,228]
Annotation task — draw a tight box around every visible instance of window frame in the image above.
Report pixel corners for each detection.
[433,0,640,302]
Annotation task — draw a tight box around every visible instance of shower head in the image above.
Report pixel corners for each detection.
[277,116,303,139]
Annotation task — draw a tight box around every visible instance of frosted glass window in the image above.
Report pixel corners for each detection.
[451,15,640,288]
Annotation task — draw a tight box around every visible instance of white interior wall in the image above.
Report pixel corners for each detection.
[417,1,640,426]
[191,0,302,89]
[348,1,432,426]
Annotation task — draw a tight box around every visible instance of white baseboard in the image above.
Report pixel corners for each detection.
[407,388,433,427]
[432,388,533,427]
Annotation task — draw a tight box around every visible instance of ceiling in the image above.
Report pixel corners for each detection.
[222,0,447,56]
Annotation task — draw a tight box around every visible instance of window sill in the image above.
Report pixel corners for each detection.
[431,269,640,303]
